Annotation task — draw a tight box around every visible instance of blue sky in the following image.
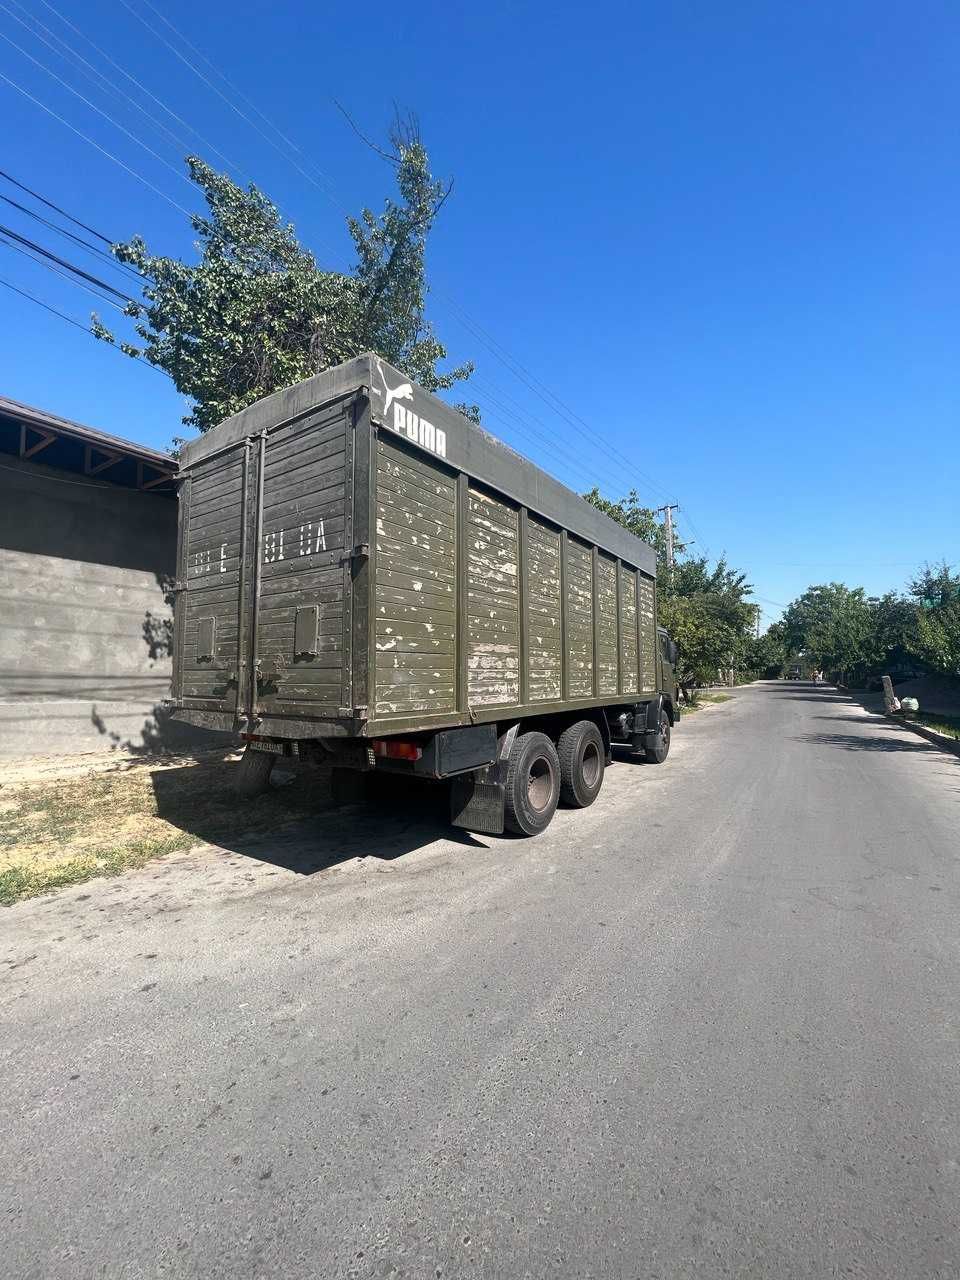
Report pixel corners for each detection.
[1,0,956,624]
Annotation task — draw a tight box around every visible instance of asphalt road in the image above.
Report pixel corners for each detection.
[3,682,960,1279]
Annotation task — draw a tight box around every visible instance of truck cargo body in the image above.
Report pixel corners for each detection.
[170,355,675,832]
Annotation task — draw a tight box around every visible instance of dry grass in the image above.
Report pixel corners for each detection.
[0,751,332,906]
[680,692,733,716]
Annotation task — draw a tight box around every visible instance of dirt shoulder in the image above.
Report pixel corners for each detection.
[0,749,333,906]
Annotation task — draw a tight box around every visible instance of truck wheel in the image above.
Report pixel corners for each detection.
[233,745,275,796]
[644,710,671,764]
[504,732,560,836]
[557,720,605,807]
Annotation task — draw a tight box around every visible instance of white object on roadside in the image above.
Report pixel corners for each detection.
[900,696,919,712]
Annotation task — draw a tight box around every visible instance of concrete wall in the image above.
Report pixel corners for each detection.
[0,454,230,759]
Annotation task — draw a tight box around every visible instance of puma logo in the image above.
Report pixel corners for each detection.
[379,364,413,416]
[376,360,447,460]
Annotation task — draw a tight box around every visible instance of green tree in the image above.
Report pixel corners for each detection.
[93,119,471,433]
[782,583,873,682]
[659,592,755,699]
[745,622,788,678]
[908,562,960,675]
[867,592,920,674]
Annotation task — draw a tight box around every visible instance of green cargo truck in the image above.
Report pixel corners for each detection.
[169,354,678,835]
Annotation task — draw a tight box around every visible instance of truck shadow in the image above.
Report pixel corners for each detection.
[150,762,486,876]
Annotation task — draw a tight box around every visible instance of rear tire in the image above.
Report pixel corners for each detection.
[233,745,275,796]
[557,720,605,807]
[644,710,671,764]
[504,731,560,836]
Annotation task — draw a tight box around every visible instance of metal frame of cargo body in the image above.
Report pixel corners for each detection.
[170,354,663,744]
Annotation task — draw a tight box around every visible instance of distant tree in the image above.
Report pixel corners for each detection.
[867,592,920,674]
[782,583,874,682]
[746,622,788,678]
[93,117,471,433]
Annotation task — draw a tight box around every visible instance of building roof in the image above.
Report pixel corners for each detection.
[0,395,176,494]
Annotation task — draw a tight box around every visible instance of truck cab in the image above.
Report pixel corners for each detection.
[657,626,679,709]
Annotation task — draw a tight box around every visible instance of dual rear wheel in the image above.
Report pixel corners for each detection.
[503,720,605,836]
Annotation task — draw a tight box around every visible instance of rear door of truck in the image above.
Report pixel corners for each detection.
[250,396,355,722]
[175,442,249,717]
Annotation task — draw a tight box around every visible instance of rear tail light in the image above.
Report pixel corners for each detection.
[372,739,422,761]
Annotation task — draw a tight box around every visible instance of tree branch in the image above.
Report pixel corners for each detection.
[334,100,399,166]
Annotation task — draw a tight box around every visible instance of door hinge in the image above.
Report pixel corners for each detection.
[341,542,370,565]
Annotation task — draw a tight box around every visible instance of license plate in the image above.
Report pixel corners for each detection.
[249,740,285,755]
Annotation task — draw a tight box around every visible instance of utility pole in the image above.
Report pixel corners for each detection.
[654,504,679,581]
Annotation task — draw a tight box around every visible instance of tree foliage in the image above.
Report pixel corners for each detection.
[93,119,471,433]
[781,584,874,680]
[909,563,960,676]
[744,621,787,678]
[778,562,960,684]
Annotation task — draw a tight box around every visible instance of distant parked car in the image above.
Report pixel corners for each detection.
[786,666,802,680]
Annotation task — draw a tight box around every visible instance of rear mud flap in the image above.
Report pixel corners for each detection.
[450,774,505,835]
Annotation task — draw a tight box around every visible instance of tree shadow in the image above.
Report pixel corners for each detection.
[771,689,854,703]
[150,761,486,875]
[793,728,959,758]
[91,699,235,758]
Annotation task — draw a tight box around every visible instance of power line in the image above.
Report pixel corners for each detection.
[115,0,673,496]
[34,0,247,178]
[137,0,304,159]
[0,0,234,179]
[107,0,680,509]
[0,270,92,331]
[469,374,640,497]
[677,508,711,559]
[0,272,167,375]
[0,27,196,192]
[116,0,344,210]
[133,0,346,207]
[0,166,113,244]
[0,221,135,302]
[7,6,698,535]
[0,231,130,311]
[0,70,192,215]
[438,293,676,505]
[0,191,141,283]
[472,397,616,497]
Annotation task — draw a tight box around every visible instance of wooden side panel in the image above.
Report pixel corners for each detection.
[374,435,457,716]
[525,516,561,701]
[619,568,639,695]
[180,447,246,706]
[596,553,619,695]
[638,571,657,693]
[255,402,349,714]
[467,486,520,707]
[564,536,594,697]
